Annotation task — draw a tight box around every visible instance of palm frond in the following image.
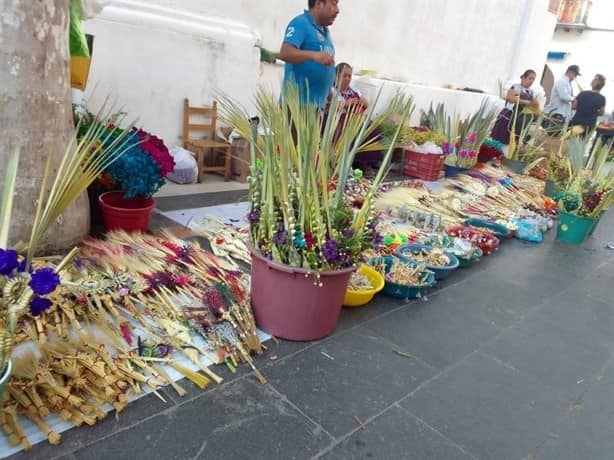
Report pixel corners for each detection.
[0,147,20,249]
[26,105,139,264]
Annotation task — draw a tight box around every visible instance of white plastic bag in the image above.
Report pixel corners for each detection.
[167,146,198,184]
[79,0,111,19]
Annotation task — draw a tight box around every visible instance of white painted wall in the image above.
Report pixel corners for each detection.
[82,1,260,145]
[549,0,614,113]
[81,0,558,144]
[147,0,557,93]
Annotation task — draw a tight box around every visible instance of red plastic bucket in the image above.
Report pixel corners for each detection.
[250,247,355,341]
[99,191,156,233]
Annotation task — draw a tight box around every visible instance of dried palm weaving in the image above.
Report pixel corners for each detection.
[1,231,265,452]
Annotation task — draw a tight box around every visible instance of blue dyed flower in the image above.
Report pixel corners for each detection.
[294,230,307,248]
[0,249,19,275]
[29,296,52,316]
[29,268,60,295]
[16,258,27,273]
[105,131,165,198]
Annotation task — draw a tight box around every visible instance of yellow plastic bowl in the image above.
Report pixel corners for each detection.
[343,264,386,307]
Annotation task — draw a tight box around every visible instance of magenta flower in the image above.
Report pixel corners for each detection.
[460,150,468,158]
[454,141,461,150]
[468,133,477,144]
[469,150,477,158]
[137,129,175,177]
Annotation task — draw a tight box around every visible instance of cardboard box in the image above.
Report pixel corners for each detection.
[231,138,251,183]
[541,135,567,155]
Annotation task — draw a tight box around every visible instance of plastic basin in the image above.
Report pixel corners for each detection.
[396,244,459,280]
[464,218,512,240]
[343,264,385,307]
[366,255,435,299]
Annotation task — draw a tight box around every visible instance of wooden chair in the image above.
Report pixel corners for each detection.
[182,98,232,181]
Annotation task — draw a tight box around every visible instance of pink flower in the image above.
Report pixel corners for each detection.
[468,150,476,158]
[460,150,468,158]
[454,141,461,150]
[468,133,477,144]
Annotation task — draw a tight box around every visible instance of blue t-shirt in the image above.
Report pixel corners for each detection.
[282,11,335,109]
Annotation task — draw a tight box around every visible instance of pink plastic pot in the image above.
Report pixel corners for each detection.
[250,247,354,341]
[99,191,156,233]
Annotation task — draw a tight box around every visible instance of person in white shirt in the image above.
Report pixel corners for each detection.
[545,65,581,122]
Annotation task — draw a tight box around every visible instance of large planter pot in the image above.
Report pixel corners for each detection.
[99,191,156,233]
[0,360,12,401]
[587,212,605,236]
[250,248,354,341]
[556,211,595,244]
[503,157,528,174]
[87,187,106,231]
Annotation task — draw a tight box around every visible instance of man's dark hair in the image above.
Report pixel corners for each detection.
[308,0,324,8]
[593,74,606,91]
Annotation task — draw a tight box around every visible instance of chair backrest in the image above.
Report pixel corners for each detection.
[182,99,218,148]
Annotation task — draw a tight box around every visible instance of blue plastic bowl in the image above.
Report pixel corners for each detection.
[366,255,435,299]
[396,244,459,280]
[463,218,511,240]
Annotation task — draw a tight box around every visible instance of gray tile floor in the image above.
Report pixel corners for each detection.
[12,195,614,460]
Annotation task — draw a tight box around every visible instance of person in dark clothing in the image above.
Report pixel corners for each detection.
[570,74,606,135]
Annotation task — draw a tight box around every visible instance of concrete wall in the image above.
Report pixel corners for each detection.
[81,0,558,144]
[549,0,614,113]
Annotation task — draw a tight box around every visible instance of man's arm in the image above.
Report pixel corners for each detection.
[279,43,334,66]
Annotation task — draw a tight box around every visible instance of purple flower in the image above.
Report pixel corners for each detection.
[342,229,355,239]
[459,150,468,158]
[0,249,19,275]
[468,150,476,158]
[247,208,260,224]
[454,141,461,150]
[442,142,451,154]
[272,228,290,246]
[29,296,52,316]
[29,268,60,295]
[321,238,341,265]
[468,133,477,144]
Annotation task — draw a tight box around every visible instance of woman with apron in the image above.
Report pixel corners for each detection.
[489,69,537,156]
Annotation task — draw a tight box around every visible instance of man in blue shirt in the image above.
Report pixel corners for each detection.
[279,0,339,109]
